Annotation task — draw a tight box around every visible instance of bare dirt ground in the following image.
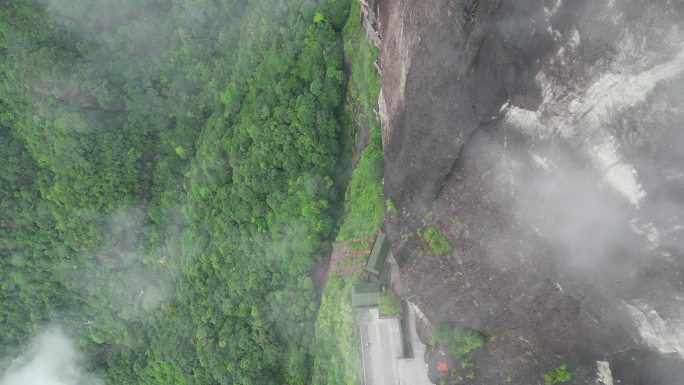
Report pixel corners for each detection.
[329,240,372,276]
[377,0,684,384]
[311,238,372,291]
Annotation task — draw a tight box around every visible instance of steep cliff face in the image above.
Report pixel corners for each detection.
[378,0,684,383]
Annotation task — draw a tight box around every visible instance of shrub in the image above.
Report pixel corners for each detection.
[423,226,452,256]
[430,323,485,356]
[544,363,572,385]
[378,290,402,317]
[386,197,397,215]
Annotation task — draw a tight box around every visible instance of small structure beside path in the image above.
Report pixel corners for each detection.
[353,229,433,385]
[352,282,382,307]
[356,305,433,385]
[366,231,390,276]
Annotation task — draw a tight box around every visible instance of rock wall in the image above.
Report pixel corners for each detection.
[378,0,684,383]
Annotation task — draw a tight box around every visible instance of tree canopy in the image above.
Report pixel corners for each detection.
[0,0,351,383]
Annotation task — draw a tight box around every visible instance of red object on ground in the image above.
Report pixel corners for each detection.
[436,361,448,372]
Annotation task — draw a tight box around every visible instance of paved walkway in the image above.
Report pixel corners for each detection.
[397,302,432,385]
[358,308,402,385]
[356,306,433,385]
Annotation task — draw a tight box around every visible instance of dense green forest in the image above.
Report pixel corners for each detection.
[0,0,357,383]
[310,2,384,383]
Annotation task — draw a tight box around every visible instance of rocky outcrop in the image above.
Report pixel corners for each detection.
[378,0,684,383]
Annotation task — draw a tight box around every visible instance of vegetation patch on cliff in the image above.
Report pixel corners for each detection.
[311,1,384,384]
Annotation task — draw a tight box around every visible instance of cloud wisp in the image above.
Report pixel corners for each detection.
[1,328,102,385]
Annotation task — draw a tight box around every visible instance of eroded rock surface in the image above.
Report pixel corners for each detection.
[379,0,684,383]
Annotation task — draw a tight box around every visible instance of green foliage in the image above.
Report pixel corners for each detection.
[386,196,397,215]
[454,216,469,232]
[544,363,572,385]
[174,146,186,159]
[336,128,384,241]
[341,1,381,117]
[379,290,403,317]
[430,323,486,356]
[335,0,384,242]
[311,270,363,385]
[423,226,452,256]
[468,0,480,25]
[0,0,352,384]
[311,3,384,382]
[351,241,372,252]
[487,330,503,342]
